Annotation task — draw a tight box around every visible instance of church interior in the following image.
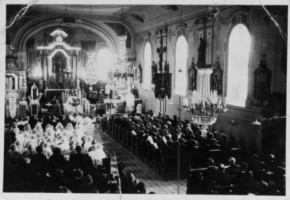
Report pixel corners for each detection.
[3,4,287,195]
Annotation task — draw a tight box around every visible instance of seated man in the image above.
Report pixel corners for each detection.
[226,157,241,176]
[70,146,94,174]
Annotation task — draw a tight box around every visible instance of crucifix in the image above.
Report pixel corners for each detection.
[156,26,168,73]
[154,25,171,115]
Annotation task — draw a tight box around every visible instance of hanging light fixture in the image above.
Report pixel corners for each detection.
[81,5,99,90]
[188,10,227,133]
[105,5,134,100]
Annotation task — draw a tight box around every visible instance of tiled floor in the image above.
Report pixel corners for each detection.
[92,126,187,194]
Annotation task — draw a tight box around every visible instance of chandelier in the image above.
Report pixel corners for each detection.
[190,90,226,126]
[106,35,134,99]
[82,51,98,89]
[186,66,227,137]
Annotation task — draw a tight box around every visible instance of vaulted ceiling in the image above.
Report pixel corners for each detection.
[7,4,212,34]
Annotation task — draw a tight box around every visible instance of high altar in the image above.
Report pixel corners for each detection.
[37,29,80,92]
[36,29,91,115]
[5,29,93,118]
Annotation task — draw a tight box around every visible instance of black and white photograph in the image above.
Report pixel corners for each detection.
[1,0,288,199]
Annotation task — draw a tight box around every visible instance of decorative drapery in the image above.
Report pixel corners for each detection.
[154,73,172,99]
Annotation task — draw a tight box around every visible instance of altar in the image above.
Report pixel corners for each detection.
[45,89,70,102]
[63,96,90,115]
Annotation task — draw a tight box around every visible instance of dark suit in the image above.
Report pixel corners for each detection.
[69,153,94,174]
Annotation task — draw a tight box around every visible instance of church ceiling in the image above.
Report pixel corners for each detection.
[6,4,210,34]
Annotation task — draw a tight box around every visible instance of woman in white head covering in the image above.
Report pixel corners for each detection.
[75,115,84,125]
[88,143,106,166]
[16,131,25,147]
[33,121,44,136]
[74,126,84,144]
[55,122,64,131]
[83,116,93,125]
[45,125,55,139]
[64,123,74,138]
[23,124,32,134]
[57,136,70,153]
[83,135,93,154]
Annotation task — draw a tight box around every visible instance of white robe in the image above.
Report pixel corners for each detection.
[88,149,106,167]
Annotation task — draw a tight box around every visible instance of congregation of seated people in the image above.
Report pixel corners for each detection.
[102,111,285,195]
[103,111,242,173]
[187,155,285,195]
[4,113,120,193]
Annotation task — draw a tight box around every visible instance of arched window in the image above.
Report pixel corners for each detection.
[175,35,188,95]
[227,24,251,107]
[144,42,152,89]
[96,48,112,81]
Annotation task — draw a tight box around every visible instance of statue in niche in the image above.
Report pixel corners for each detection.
[52,52,67,88]
[31,83,39,100]
[254,53,272,106]
[211,57,223,95]
[164,61,169,73]
[188,57,197,92]
[197,37,206,68]
[137,62,142,84]
[152,61,158,85]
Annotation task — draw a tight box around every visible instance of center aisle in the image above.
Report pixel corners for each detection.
[93,126,187,194]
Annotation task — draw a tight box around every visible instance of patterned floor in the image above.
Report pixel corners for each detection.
[93,126,187,194]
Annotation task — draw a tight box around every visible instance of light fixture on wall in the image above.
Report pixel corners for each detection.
[251,119,261,126]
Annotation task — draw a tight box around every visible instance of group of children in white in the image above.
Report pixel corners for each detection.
[10,115,107,167]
